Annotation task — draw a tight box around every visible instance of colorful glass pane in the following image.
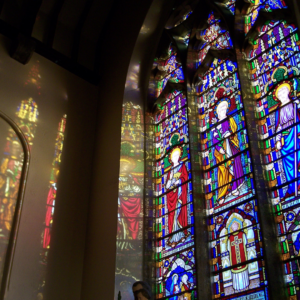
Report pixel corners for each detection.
[42,115,66,252]
[209,200,268,297]
[155,108,188,142]
[0,118,25,284]
[244,0,287,34]
[155,126,189,160]
[155,51,184,98]
[195,13,233,67]
[153,35,196,296]
[193,10,269,298]
[118,102,144,249]
[224,0,236,14]
[155,92,186,123]
[156,249,196,298]
[245,0,300,294]
[153,148,191,197]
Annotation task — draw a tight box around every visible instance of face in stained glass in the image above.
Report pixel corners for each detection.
[155,127,189,160]
[254,71,300,204]
[153,144,191,196]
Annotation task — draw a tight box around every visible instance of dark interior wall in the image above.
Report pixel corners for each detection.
[113,0,177,297]
[79,1,156,300]
[0,1,175,299]
[0,35,98,300]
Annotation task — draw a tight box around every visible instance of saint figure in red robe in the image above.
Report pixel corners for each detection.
[166,147,188,247]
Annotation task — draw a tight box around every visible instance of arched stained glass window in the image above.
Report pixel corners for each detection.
[151,44,197,300]
[245,1,300,297]
[0,99,38,236]
[143,1,300,299]
[191,11,268,299]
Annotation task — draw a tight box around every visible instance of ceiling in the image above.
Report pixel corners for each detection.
[0,0,205,85]
[0,0,133,84]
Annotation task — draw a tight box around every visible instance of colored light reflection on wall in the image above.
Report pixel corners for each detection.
[0,97,38,285]
[37,115,67,298]
[115,101,144,299]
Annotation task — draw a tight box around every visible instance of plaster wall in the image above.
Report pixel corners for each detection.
[0,34,98,300]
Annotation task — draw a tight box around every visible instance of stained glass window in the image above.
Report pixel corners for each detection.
[146,1,300,299]
[118,102,144,247]
[152,45,197,300]
[192,12,269,299]
[246,2,300,297]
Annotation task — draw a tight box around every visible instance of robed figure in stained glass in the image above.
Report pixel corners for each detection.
[166,147,188,247]
[170,273,180,299]
[178,274,193,300]
[274,81,300,199]
[228,221,249,291]
[212,98,244,204]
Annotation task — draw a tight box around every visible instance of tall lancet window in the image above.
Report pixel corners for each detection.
[245,1,300,297]
[152,45,197,300]
[191,11,268,299]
